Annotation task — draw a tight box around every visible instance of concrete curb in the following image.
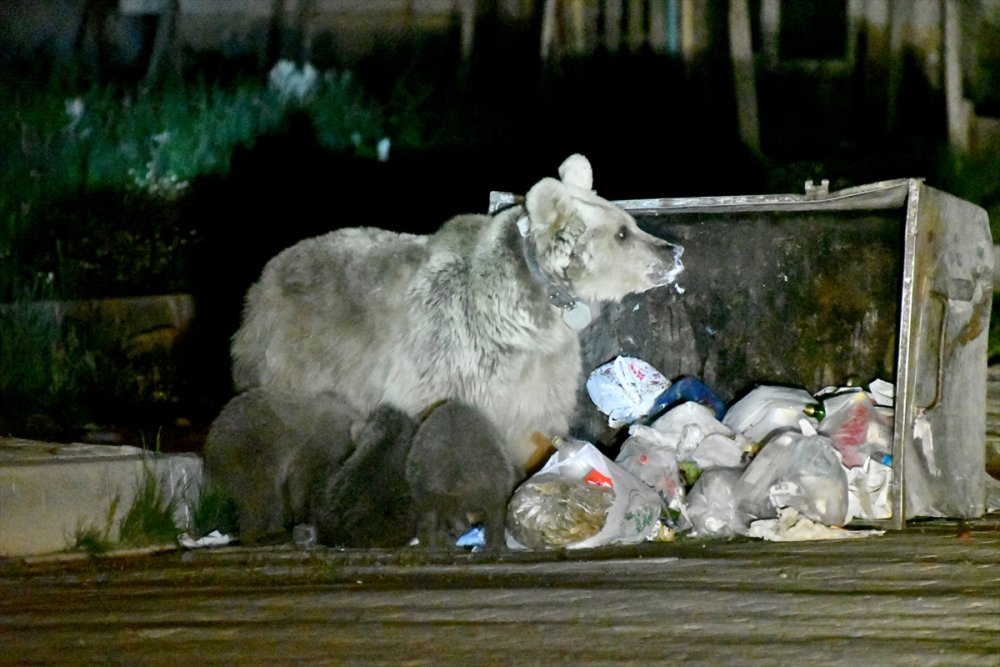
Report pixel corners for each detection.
[0,438,203,557]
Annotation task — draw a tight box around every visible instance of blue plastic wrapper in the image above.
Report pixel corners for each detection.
[456,525,485,549]
[645,376,727,423]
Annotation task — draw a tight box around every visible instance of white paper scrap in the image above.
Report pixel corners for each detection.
[748,507,884,542]
[178,530,232,549]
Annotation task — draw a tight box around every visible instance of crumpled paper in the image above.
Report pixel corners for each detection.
[178,530,232,549]
[748,507,885,542]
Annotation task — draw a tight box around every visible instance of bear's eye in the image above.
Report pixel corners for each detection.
[616,226,629,241]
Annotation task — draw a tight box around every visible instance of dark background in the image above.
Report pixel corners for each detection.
[1,0,998,450]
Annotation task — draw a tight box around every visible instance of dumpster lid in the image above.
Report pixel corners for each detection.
[489,178,917,216]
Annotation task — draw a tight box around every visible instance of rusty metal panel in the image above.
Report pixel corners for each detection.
[489,179,993,527]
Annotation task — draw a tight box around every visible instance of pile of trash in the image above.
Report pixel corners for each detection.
[506,356,892,549]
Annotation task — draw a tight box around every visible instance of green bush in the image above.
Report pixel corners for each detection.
[0,299,98,427]
[72,493,120,555]
[0,67,399,303]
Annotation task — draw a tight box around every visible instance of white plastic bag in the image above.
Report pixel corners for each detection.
[737,430,849,527]
[723,385,823,443]
[685,467,751,537]
[867,378,895,407]
[586,356,671,427]
[506,440,664,549]
[616,402,747,526]
[645,401,745,463]
[846,455,893,521]
[615,426,686,508]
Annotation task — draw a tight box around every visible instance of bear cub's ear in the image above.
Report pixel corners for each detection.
[558,154,593,192]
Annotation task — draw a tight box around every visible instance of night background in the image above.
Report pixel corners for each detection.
[1,0,998,452]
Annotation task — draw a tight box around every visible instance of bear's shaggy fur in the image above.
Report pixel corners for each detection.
[203,388,360,544]
[405,400,523,550]
[231,154,683,471]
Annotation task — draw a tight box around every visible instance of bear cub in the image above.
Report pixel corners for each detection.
[312,403,418,548]
[406,400,523,550]
[203,388,360,544]
[205,392,523,550]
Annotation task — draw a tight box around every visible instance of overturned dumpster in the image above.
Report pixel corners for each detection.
[493,178,993,530]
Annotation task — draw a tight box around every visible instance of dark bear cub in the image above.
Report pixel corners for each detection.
[405,400,523,550]
[204,393,522,550]
[203,388,360,544]
[312,404,418,548]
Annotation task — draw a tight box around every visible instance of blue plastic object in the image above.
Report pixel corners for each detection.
[871,452,893,466]
[456,525,486,549]
[645,376,727,422]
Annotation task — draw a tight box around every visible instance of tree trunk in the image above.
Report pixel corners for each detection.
[143,0,181,90]
[728,0,761,155]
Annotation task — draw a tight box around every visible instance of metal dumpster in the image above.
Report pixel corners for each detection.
[493,178,993,529]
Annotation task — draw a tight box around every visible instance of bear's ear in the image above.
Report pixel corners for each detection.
[558,154,593,192]
[525,177,575,237]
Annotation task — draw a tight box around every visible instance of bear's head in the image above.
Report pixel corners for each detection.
[523,154,684,308]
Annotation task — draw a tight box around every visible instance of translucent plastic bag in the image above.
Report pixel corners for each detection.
[737,430,849,527]
[616,403,746,527]
[817,389,893,468]
[723,385,824,443]
[846,456,893,521]
[644,402,746,465]
[506,474,614,548]
[615,426,686,509]
[586,356,670,427]
[685,467,751,537]
[506,440,664,549]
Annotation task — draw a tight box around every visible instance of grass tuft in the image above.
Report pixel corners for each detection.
[117,456,181,547]
[71,493,120,555]
[189,484,239,539]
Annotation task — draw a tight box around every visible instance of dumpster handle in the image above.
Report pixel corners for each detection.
[921,291,948,412]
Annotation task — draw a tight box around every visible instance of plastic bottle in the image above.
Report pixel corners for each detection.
[551,436,612,485]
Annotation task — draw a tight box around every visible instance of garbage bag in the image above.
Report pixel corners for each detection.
[723,385,824,444]
[686,467,752,537]
[616,402,747,527]
[737,430,849,527]
[846,455,893,521]
[586,356,671,428]
[506,440,664,549]
[638,402,748,467]
[817,388,893,468]
[615,425,686,511]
